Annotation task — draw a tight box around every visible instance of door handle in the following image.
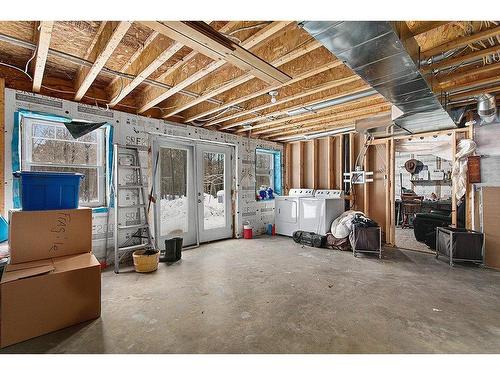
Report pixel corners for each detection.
[198,199,202,203]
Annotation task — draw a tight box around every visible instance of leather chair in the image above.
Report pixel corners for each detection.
[413,200,465,249]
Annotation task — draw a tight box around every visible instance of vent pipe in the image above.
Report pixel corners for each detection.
[477,93,497,123]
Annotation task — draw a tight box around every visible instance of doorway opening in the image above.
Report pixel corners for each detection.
[394,134,454,253]
[154,139,233,250]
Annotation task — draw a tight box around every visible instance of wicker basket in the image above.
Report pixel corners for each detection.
[132,250,160,273]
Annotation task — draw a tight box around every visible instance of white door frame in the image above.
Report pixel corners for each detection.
[153,138,198,248]
[152,136,234,248]
[196,142,233,243]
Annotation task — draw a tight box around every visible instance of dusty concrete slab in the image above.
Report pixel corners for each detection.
[1,236,499,353]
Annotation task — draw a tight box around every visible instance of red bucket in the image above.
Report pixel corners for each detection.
[243,223,253,239]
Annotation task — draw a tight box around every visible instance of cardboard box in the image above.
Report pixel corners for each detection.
[8,208,92,264]
[0,253,101,348]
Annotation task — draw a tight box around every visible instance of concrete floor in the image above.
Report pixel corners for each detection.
[1,236,500,354]
[395,227,432,253]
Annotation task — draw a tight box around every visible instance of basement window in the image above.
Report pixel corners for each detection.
[22,117,107,207]
[255,148,282,200]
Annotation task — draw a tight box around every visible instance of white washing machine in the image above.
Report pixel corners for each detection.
[299,190,345,235]
[275,188,315,236]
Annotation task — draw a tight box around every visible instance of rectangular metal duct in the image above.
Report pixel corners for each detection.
[301,21,455,136]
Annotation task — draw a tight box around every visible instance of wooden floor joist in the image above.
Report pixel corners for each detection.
[74,21,132,101]
[421,45,500,74]
[238,90,380,134]
[438,62,500,88]
[421,25,500,59]
[212,75,361,129]
[136,21,291,114]
[163,37,324,120]
[264,103,391,140]
[218,76,363,130]
[196,57,339,125]
[32,21,54,93]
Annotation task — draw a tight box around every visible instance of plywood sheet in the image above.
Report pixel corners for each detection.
[482,186,500,269]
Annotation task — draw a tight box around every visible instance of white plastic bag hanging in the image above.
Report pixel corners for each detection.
[451,139,476,200]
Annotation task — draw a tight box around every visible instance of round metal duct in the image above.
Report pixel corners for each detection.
[477,93,496,123]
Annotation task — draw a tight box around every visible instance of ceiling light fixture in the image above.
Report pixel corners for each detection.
[269,90,278,104]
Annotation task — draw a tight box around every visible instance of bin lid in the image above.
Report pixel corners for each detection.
[13,171,84,178]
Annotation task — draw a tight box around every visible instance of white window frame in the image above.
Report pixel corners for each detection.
[22,117,107,208]
[255,150,275,192]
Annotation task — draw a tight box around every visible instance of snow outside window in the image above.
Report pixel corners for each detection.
[256,149,275,192]
[22,117,107,207]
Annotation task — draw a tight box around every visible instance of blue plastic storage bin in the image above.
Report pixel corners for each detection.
[13,171,84,211]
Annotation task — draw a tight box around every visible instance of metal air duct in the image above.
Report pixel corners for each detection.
[477,93,497,123]
[301,21,456,137]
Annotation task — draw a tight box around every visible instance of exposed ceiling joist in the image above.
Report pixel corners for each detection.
[209,74,360,128]
[139,21,291,85]
[236,90,380,134]
[265,103,391,140]
[218,76,363,130]
[182,40,328,122]
[137,21,291,114]
[252,98,384,136]
[449,83,500,101]
[108,37,184,107]
[108,29,159,88]
[438,62,500,88]
[32,21,54,93]
[445,74,500,93]
[74,21,132,101]
[421,25,500,59]
[421,45,500,74]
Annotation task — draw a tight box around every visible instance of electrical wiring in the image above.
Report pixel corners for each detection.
[0,60,139,111]
[25,47,37,74]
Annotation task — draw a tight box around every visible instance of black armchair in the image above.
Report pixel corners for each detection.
[413,202,465,249]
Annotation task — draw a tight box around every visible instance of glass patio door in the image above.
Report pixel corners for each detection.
[196,144,233,243]
[155,141,197,248]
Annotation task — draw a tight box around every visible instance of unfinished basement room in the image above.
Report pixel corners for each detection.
[0,2,499,368]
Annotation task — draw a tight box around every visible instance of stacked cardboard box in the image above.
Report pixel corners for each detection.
[0,208,101,348]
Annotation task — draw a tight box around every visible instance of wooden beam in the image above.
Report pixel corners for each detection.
[32,21,54,93]
[268,104,391,141]
[285,142,292,194]
[421,26,500,59]
[312,139,319,189]
[214,75,362,129]
[451,130,457,227]
[74,21,132,101]
[338,135,344,191]
[137,21,290,114]
[438,62,500,88]
[298,141,305,188]
[247,92,381,135]
[140,21,291,85]
[0,78,4,216]
[449,83,500,101]
[389,138,395,245]
[108,29,159,89]
[108,36,184,107]
[181,39,326,122]
[421,45,500,74]
[327,136,335,189]
[363,138,369,216]
[445,74,500,93]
